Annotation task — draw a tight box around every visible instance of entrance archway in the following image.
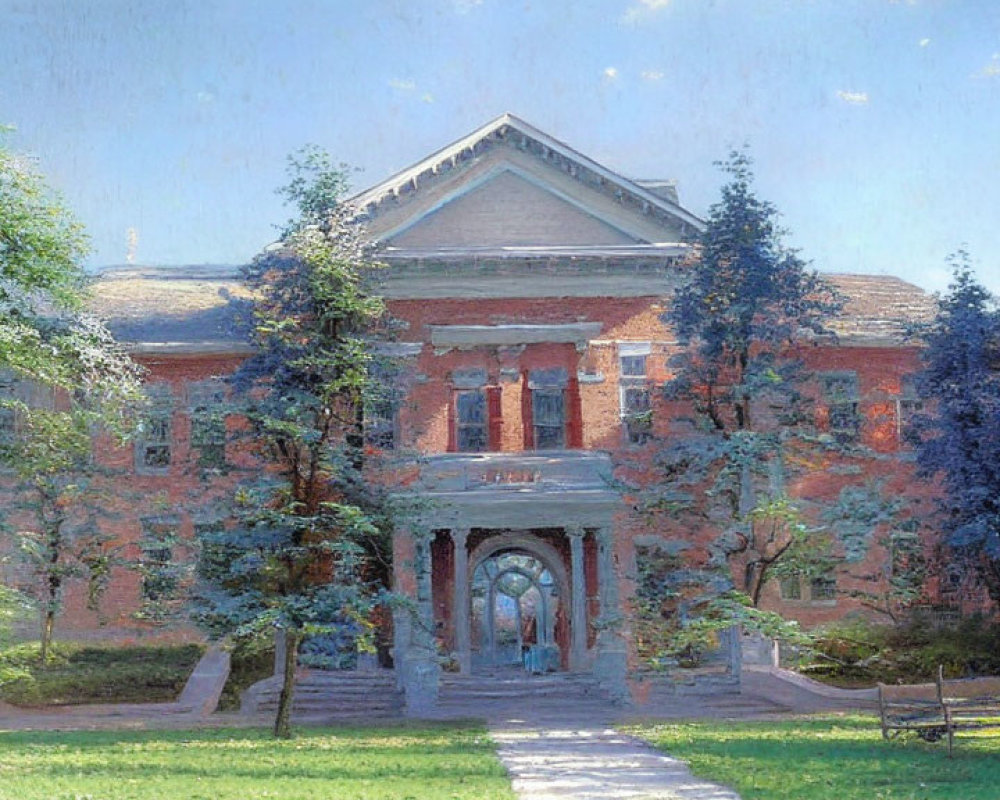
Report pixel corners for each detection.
[471,554,558,667]
[466,533,572,672]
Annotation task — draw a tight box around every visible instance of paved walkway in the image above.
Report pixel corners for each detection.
[492,722,741,800]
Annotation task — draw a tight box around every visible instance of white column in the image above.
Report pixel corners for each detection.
[567,525,587,670]
[596,527,619,639]
[404,531,440,715]
[594,526,628,702]
[414,534,435,648]
[451,528,471,674]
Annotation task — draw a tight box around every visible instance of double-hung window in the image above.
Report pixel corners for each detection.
[896,373,923,440]
[527,368,568,450]
[455,389,488,452]
[820,371,860,444]
[138,517,180,608]
[532,389,565,449]
[188,380,226,470]
[136,386,174,474]
[619,343,652,445]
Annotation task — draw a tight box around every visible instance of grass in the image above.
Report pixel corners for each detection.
[0,642,204,706]
[628,715,1000,800]
[0,723,515,800]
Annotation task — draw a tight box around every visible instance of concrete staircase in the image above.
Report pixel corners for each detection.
[240,669,403,722]
[431,667,616,720]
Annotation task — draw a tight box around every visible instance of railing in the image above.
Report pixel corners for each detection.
[405,450,613,493]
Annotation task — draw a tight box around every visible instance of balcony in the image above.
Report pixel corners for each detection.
[404,450,613,494]
[391,451,619,529]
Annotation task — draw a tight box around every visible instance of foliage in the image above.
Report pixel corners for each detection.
[0,641,203,705]
[908,253,1000,602]
[0,134,144,661]
[216,637,275,711]
[631,716,1000,800]
[190,146,395,738]
[801,613,1000,687]
[0,724,516,800]
[823,483,927,621]
[636,579,812,668]
[0,582,32,646]
[638,151,845,660]
[653,150,843,599]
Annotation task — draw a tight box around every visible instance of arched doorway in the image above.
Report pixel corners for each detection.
[463,531,575,672]
[471,553,559,668]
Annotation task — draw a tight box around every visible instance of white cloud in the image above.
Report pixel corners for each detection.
[453,0,483,13]
[604,66,619,80]
[979,54,1000,78]
[388,78,416,91]
[621,0,670,24]
[196,90,215,104]
[919,38,931,47]
[836,90,869,105]
[640,69,664,81]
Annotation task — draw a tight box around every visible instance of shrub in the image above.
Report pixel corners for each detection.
[0,642,204,706]
[802,613,1000,686]
[217,637,275,711]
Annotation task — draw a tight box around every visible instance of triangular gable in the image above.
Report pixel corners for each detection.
[349,113,704,248]
[390,167,638,248]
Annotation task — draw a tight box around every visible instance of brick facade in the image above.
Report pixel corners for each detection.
[5,116,947,671]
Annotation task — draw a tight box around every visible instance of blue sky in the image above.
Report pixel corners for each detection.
[2,0,998,295]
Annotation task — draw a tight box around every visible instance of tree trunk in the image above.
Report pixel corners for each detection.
[39,609,55,664]
[273,629,299,739]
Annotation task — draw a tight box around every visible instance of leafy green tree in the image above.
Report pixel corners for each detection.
[0,134,143,662]
[640,153,933,658]
[655,149,840,596]
[634,150,924,660]
[822,482,927,622]
[190,146,394,739]
[909,254,1000,603]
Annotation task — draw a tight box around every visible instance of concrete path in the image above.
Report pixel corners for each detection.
[491,722,741,800]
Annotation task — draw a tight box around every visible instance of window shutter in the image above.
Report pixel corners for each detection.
[521,370,534,450]
[566,375,583,448]
[487,386,503,451]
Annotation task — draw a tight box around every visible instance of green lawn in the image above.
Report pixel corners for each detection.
[628,715,1000,800]
[0,723,515,800]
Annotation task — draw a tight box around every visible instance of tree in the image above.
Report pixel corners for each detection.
[909,254,1000,603]
[190,146,394,739]
[822,482,927,623]
[0,134,143,662]
[637,150,876,659]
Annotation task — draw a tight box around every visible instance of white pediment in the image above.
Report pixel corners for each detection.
[389,167,637,248]
[350,114,703,250]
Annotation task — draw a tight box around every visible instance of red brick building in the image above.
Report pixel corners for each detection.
[18,115,941,702]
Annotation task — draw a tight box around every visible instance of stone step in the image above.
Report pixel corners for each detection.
[257,700,401,714]
[277,684,398,696]
[294,670,397,683]
[441,674,600,687]
[437,684,607,697]
[240,671,403,717]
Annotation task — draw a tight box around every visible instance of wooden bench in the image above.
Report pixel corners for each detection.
[878,666,1000,755]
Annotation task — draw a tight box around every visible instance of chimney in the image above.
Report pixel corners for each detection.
[635,179,679,205]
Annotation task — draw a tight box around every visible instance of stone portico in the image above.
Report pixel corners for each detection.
[391,451,628,713]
